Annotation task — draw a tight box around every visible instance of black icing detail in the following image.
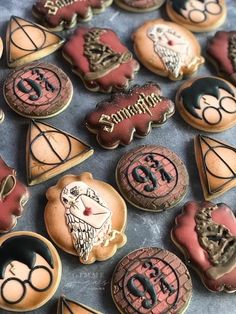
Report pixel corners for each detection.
[170,0,204,15]
[58,295,98,314]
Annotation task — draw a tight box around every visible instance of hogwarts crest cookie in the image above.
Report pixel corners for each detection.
[172,201,236,292]
[111,247,192,313]
[45,172,127,264]
[132,19,204,80]
[116,145,189,212]
[63,27,139,93]
[115,0,165,12]
[166,0,226,33]
[176,76,236,132]
[85,82,175,149]
[0,231,61,312]
[33,0,112,31]
[0,158,29,233]
[4,63,73,119]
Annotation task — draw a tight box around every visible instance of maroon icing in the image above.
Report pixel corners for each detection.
[0,158,28,232]
[172,201,236,292]
[63,27,139,92]
[85,82,175,148]
[33,0,104,28]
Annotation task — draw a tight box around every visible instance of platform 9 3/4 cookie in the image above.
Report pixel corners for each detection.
[45,172,127,264]
[111,247,192,314]
[132,19,204,80]
[116,145,189,212]
[0,231,61,312]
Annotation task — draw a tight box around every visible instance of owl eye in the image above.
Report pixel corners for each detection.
[62,197,68,204]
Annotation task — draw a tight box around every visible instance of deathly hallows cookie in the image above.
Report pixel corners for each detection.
[194,135,236,201]
[207,31,236,86]
[176,76,236,132]
[132,19,204,81]
[116,145,189,212]
[0,231,61,312]
[45,172,127,264]
[63,27,139,93]
[26,120,93,186]
[115,0,165,12]
[6,16,65,68]
[32,0,112,31]
[111,247,192,313]
[166,0,226,33]
[57,295,103,314]
[172,201,236,292]
[4,62,73,119]
[85,82,175,149]
[0,158,29,233]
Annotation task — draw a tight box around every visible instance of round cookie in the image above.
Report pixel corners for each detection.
[166,0,226,33]
[176,76,236,132]
[111,247,192,314]
[45,172,127,264]
[116,145,189,212]
[132,19,204,81]
[115,0,165,12]
[0,231,61,312]
[4,62,73,119]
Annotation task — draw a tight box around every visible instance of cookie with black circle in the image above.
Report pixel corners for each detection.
[176,76,236,132]
[111,247,192,314]
[115,0,165,12]
[4,62,73,119]
[116,145,189,212]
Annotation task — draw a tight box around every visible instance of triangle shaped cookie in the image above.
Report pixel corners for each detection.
[26,120,93,186]
[6,16,65,67]
[194,135,236,200]
[57,295,102,314]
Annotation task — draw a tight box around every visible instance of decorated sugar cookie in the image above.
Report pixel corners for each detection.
[166,0,226,33]
[0,231,61,312]
[115,0,165,12]
[132,19,204,80]
[45,172,127,264]
[57,295,103,314]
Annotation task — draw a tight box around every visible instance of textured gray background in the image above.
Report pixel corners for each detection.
[0,0,235,313]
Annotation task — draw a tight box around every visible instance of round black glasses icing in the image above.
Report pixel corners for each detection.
[202,96,236,125]
[1,265,53,304]
[188,1,222,23]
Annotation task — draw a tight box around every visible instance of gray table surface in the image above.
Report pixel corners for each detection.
[0,0,236,313]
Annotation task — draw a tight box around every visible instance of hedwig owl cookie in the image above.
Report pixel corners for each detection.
[132,19,204,80]
[45,172,127,264]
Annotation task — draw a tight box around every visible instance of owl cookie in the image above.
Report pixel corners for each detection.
[45,172,127,264]
[132,19,204,80]
[166,0,226,33]
[115,0,165,12]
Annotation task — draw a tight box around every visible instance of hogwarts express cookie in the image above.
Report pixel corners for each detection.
[0,231,61,312]
[172,201,236,292]
[207,31,236,86]
[4,62,73,119]
[176,76,236,132]
[45,172,127,264]
[26,120,93,186]
[116,145,189,212]
[132,19,204,81]
[57,295,103,314]
[0,158,28,233]
[115,0,165,12]
[6,16,64,68]
[85,82,175,149]
[166,0,226,33]
[32,0,112,31]
[111,247,192,313]
[63,27,139,93]
[194,135,236,201]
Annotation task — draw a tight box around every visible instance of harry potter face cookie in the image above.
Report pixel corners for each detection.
[166,0,226,33]
[85,82,175,149]
[45,172,127,264]
[115,0,165,12]
[176,76,236,132]
[0,231,61,312]
[132,19,204,80]
[63,27,139,93]
[172,201,236,292]
[33,0,112,31]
